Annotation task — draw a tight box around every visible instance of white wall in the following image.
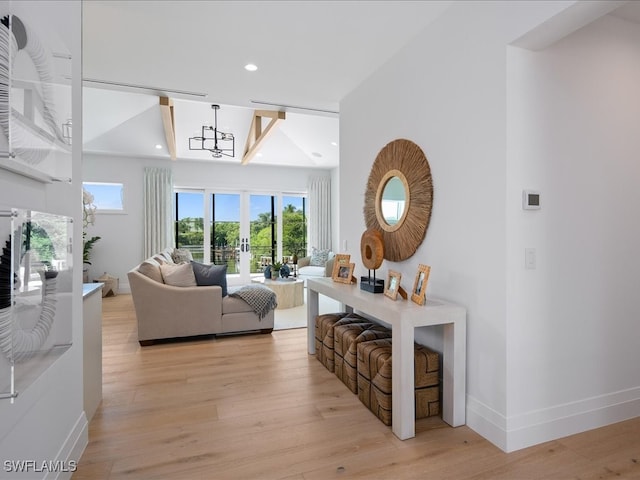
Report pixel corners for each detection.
[505,13,640,450]
[0,2,85,478]
[339,0,634,453]
[82,154,334,290]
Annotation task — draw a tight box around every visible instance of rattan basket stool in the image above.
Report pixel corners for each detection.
[334,324,392,393]
[357,338,440,426]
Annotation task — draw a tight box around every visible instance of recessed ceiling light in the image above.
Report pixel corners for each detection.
[331,142,338,147]
[155,144,162,149]
[244,63,258,72]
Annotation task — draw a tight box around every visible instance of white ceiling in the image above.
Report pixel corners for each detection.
[82,1,640,169]
[81,0,453,168]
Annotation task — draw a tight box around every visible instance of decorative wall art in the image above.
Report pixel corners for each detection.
[0,208,73,401]
[0,10,72,182]
[363,139,433,261]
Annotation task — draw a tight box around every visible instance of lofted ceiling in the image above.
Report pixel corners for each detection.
[82,1,640,169]
[81,0,453,169]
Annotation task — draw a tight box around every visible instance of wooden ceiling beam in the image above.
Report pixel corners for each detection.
[242,109,285,165]
[159,96,177,160]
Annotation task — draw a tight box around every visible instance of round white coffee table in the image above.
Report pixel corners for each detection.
[251,277,304,309]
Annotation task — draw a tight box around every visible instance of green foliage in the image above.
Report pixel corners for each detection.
[212,221,239,247]
[271,261,282,277]
[176,203,307,266]
[83,233,101,265]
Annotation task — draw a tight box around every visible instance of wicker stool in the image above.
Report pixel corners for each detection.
[357,338,440,426]
[314,313,366,372]
[334,324,392,394]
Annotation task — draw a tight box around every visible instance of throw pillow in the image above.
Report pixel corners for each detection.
[171,248,193,264]
[138,261,163,283]
[152,254,168,265]
[310,247,330,266]
[191,261,228,297]
[159,262,197,287]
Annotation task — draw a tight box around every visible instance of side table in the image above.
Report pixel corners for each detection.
[252,277,304,309]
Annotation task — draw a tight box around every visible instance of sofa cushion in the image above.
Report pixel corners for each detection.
[160,262,197,287]
[310,247,331,266]
[171,248,193,263]
[298,265,326,278]
[138,261,163,283]
[221,293,255,314]
[191,261,228,296]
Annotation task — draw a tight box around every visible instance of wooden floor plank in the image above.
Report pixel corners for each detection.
[74,294,640,479]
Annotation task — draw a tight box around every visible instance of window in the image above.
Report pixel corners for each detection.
[175,191,205,262]
[82,182,125,213]
[174,189,307,282]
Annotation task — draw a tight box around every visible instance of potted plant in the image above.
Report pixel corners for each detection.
[83,189,101,282]
[271,261,282,279]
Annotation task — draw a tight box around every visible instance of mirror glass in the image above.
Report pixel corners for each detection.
[380,176,406,226]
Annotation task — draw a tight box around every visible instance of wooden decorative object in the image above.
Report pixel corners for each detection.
[383,270,402,300]
[360,228,384,270]
[411,264,431,306]
[334,262,356,285]
[331,254,351,281]
[363,139,433,262]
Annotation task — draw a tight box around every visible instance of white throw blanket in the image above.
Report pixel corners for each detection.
[229,285,277,320]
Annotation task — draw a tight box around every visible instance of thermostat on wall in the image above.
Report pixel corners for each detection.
[522,190,541,210]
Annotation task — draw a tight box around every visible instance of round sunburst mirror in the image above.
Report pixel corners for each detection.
[363,139,433,262]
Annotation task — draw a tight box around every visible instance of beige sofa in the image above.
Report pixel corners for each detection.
[128,248,275,345]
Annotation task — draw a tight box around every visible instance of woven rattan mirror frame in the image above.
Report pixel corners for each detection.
[363,139,433,262]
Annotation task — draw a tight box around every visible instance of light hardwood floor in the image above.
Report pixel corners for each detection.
[74,294,640,479]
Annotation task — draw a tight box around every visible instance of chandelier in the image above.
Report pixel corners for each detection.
[188,104,235,158]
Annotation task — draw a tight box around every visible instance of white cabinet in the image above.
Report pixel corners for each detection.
[83,283,102,421]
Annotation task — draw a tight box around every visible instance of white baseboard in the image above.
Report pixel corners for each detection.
[118,281,131,294]
[467,387,640,453]
[45,412,88,480]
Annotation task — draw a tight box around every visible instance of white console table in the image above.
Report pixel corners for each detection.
[307,277,466,440]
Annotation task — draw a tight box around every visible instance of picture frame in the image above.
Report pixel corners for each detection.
[384,270,402,300]
[334,262,355,284]
[411,264,431,305]
[331,253,351,281]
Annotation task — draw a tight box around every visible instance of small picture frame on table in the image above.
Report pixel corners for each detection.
[411,264,431,305]
[334,262,355,284]
[331,254,351,281]
[384,270,403,300]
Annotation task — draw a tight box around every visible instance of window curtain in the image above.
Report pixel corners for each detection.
[143,167,174,258]
[307,176,332,252]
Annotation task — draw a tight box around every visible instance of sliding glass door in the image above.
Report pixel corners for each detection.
[210,193,241,274]
[175,189,307,285]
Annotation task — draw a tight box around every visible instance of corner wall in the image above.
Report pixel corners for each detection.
[338,0,627,452]
[505,12,640,451]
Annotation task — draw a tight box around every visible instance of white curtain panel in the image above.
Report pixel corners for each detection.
[307,175,332,252]
[144,167,174,258]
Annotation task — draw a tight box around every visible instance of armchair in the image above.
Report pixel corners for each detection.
[297,250,335,279]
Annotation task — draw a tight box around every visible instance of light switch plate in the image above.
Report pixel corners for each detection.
[525,248,536,269]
